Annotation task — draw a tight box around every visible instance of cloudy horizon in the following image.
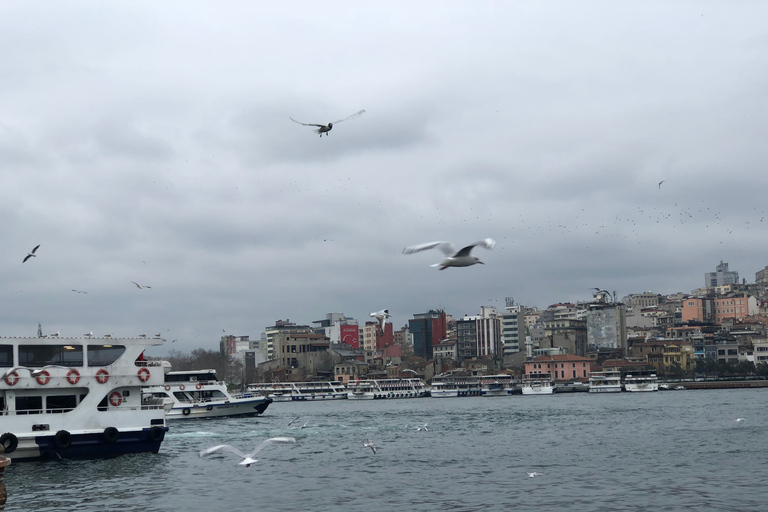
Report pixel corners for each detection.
[2,1,767,355]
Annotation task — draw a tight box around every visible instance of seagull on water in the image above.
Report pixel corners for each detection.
[290,109,365,137]
[364,439,377,454]
[23,244,40,263]
[199,437,297,467]
[131,281,152,289]
[733,418,745,425]
[527,472,544,478]
[403,238,496,270]
[413,423,429,431]
[370,309,391,332]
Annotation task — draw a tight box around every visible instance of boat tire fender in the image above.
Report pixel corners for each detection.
[182,408,191,416]
[54,430,72,449]
[0,432,18,454]
[103,427,119,443]
[206,405,213,411]
[149,426,165,442]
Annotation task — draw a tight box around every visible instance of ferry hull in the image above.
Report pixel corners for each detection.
[7,426,168,462]
[166,398,272,419]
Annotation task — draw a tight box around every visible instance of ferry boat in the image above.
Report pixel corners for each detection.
[0,335,168,462]
[346,378,429,400]
[248,381,348,402]
[588,371,622,393]
[479,374,517,396]
[429,380,459,398]
[143,369,272,419]
[521,373,555,395]
[623,372,659,392]
[430,374,482,398]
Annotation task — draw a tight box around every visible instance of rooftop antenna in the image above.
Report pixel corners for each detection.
[38,323,43,338]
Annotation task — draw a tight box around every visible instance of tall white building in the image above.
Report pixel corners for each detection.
[501,298,526,356]
[705,260,739,288]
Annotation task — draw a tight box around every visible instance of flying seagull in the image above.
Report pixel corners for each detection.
[23,244,40,263]
[290,109,365,137]
[370,309,391,332]
[71,289,88,294]
[658,180,665,189]
[363,439,377,454]
[131,281,152,289]
[199,437,297,467]
[287,416,300,426]
[403,238,496,270]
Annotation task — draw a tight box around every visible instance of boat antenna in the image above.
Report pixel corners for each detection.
[38,323,43,338]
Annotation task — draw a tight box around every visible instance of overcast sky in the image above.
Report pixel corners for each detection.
[2,1,767,355]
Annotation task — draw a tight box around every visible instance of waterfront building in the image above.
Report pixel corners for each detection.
[524,354,591,382]
[409,310,447,360]
[502,301,526,356]
[264,319,313,360]
[586,301,628,354]
[312,313,358,345]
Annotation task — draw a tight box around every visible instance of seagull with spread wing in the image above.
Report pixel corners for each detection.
[290,109,365,137]
[199,437,297,467]
[23,244,40,263]
[370,309,391,332]
[403,238,496,270]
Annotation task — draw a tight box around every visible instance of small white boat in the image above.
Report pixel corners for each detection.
[479,375,517,396]
[346,378,429,400]
[521,374,555,395]
[248,381,348,402]
[143,369,272,419]
[623,372,659,392]
[589,371,622,393]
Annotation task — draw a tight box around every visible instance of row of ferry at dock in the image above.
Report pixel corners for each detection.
[588,370,659,393]
[249,378,430,400]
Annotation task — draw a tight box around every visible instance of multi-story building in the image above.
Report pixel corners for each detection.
[264,319,313,360]
[586,302,627,353]
[502,304,526,356]
[621,292,663,308]
[456,317,478,362]
[220,335,250,355]
[524,354,592,382]
[408,310,447,360]
[756,265,768,285]
[312,313,358,344]
[705,260,739,288]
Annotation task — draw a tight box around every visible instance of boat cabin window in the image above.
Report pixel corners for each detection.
[16,396,43,414]
[0,345,13,367]
[19,345,84,367]
[88,345,125,366]
[46,394,77,413]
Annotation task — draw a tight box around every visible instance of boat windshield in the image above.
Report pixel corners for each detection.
[19,344,84,366]
[88,345,125,366]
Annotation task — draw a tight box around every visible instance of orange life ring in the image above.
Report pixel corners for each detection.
[4,371,19,386]
[67,369,81,384]
[109,391,123,406]
[195,383,202,390]
[36,370,51,385]
[137,367,151,382]
[164,385,171,391]
[96,369,109,384]
[179,384,185,390]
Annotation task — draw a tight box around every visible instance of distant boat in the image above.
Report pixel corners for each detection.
[521,373,555,395]
[346,378,429,400]
[589,371,622,393]
[623,372,659,392]
[248,381,348,402]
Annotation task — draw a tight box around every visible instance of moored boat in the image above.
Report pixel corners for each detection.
[479,374,517,396]
[1,335,168,462]
[248,381,348,402]
[589,371,622,393]
[346,378,429,399]
[623,372,659,392]
[144,369,272,419]
[521,373,555,395]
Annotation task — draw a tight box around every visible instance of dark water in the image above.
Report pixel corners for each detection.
[5,389,767,512]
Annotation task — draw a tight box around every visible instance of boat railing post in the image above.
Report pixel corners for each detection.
[0,444,10,510]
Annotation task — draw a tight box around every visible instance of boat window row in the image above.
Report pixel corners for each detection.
[0,344,125,367]
[2,393,87,415]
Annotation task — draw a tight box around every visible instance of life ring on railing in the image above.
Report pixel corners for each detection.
[196,383,202,390]
[96,369,109,384]
[103,427,119,443]
[179,384,185,390]
[164,385,171,391]
[0,432,18,453]
[54,429,72,449]
[109,391,123,407]
[182,408,191,416]
[4,371,19,386]
[67,369,80,384]
[137,367,151,382]
[36,370,51,385]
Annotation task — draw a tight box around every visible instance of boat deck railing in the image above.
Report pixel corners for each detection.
[5,403,166,415]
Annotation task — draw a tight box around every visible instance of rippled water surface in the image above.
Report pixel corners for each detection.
[5,389,767,512]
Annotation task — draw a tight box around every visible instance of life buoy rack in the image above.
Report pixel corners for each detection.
[0,432,18,454]
[195,383,202,390]
[36,370,51,385]
[54,429,72,449]
[137,367,151,382]
[109,391,123,407]
[164,385,171,391]
[103,427,119,443]
[179,384,185,391]
[182,408,191,416]
[4,371,19,386]
[96,369,109,384]
[67,369,81,384]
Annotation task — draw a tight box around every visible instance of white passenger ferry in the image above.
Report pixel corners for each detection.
[589,371,622,393]
[479,375,517,396]
[0,335,168,462]
[521,373,555,395]
[623,372,659,392]
[346,378,429,400]
[143,369,272,418]
[248,381,348,402]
